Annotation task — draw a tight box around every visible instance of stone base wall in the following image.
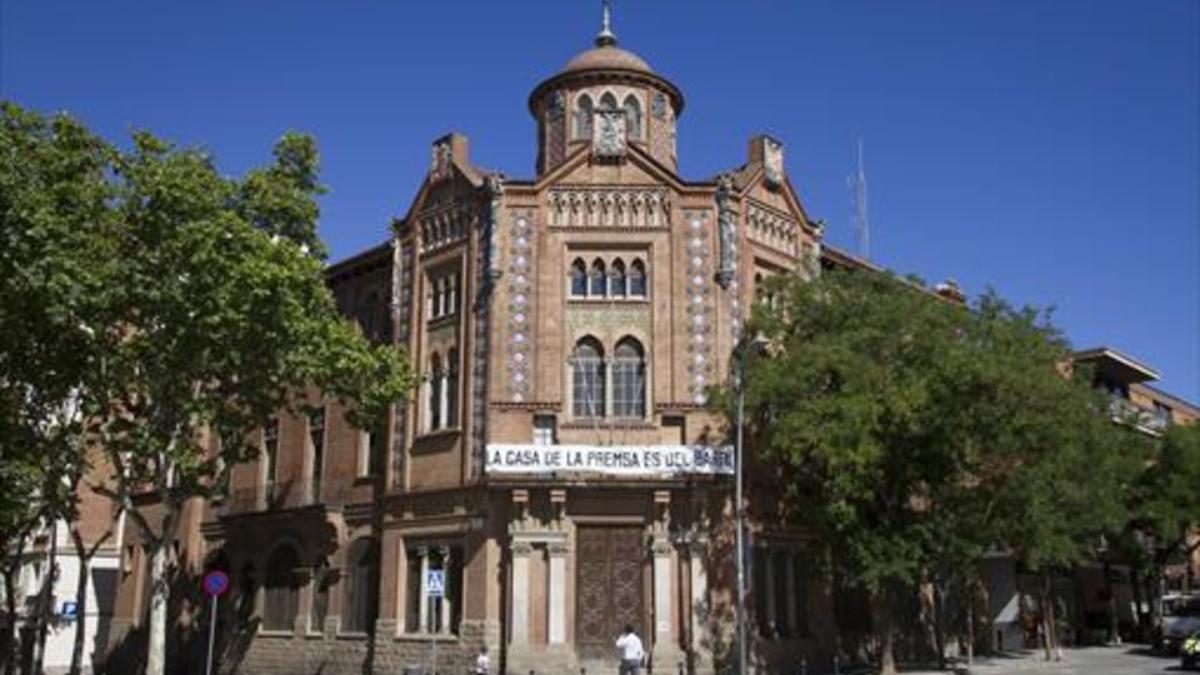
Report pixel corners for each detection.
[232,619,495,675]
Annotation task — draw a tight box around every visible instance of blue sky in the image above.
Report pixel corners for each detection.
[3,1,1197,401]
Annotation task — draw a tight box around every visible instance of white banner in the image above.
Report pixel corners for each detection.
[485,444,735,477]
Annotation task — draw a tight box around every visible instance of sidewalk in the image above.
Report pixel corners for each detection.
[898,645,1176,675]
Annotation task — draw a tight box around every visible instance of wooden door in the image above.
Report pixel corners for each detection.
[576,526,644,660]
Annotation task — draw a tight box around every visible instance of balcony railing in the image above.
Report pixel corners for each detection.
[1109,397,1170,434]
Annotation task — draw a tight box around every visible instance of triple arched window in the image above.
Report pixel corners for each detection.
[427,273,459,321]
[569,257,647,299]
[571,336,647,419]
[574,92,643,140]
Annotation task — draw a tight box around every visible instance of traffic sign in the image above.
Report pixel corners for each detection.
[60,601,78,620]
[203,570,230,597]
[426,570,445,598]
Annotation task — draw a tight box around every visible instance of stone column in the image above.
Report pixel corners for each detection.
[652,538,673,646]
[294,568,313,635]
[785,549,798,637]
[604,356,614,417]
[547,542,567,644]
[417,546,429,633]
[689,539,710,656]
[439,546,452,635]
[510,541,531,646]
[421,378,431,432]
[438,372,449,430]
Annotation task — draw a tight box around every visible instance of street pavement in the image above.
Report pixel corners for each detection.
[940,646,1189,675]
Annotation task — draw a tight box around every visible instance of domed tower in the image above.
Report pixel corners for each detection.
[529,3,684,175]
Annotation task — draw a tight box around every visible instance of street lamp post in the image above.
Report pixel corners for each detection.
[734,358,749,675]
[732,336,766,675]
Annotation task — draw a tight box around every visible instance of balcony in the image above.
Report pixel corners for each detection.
[1109,397,1169,435]
[214,477,381,518]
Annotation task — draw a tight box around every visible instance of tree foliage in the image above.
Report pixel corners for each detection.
[0,101,413,675]
[734,269,1133,669]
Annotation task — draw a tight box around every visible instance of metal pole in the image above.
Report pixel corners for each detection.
[431,628,438,675]
[205,594,218,675]
[734,354,748,675]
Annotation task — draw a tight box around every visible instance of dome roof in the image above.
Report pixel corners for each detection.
[563,44,655,75]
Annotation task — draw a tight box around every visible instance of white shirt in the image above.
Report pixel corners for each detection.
[615,632,644,661]
[475,653,491,674]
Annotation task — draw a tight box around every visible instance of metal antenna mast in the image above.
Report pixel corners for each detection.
[848,137,870,259]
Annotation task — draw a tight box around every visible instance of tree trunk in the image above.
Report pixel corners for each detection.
[1040,576,1054,661]
[1130,568,1146,641]
[33,519,58,675]
[68,529,91,675]
[932,580,946,671]
[146,543,169,675]
[966,579,975,666]
[875,589,897,675]
[3,565,18,675]
[1103,562,1119,645]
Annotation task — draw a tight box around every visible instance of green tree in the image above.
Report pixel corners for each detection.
[0,102,118,675]
[1,102,414,675]
[734,269,1130,673]
[1128,423,1200,607]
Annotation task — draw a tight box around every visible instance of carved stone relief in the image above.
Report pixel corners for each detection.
[548,188,670,228]
[430,139,452,182]
[564,305,652,343]
[763,137,784,187]
[483,175,504,282]
[651,92,667,121]
[747,202,799,257]
[715,174,738,288]
[593,109,627,158]
[420,203,473,253]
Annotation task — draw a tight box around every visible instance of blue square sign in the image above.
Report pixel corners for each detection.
[426,570,445,598]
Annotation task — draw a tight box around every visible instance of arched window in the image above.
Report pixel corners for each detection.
[610,259,627,298]
[600,91,618,111]
[343,539,380,634]
[435,278,447,318]
[429,353,443,431]
[589,259,607,297]
[570,258,588,298]
[628,259,647,298]
[263,545,301,631]
[572,338,606,418]
[575,94,594,139]
[446,348,459,428]
[623,95,642,139]
[613,338,646,418]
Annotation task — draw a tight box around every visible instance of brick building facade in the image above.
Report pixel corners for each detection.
[81,10,1199,675]
[185,13,823,675]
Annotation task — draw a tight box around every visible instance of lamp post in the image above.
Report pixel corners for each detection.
[732,336,767,675]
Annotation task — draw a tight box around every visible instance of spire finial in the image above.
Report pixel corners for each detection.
[596,0,617,47]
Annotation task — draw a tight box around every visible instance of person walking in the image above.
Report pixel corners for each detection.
[615,624,645,675]
[474,645,491,675]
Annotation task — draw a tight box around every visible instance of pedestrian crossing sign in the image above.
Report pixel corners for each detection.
[426,569,445,597]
